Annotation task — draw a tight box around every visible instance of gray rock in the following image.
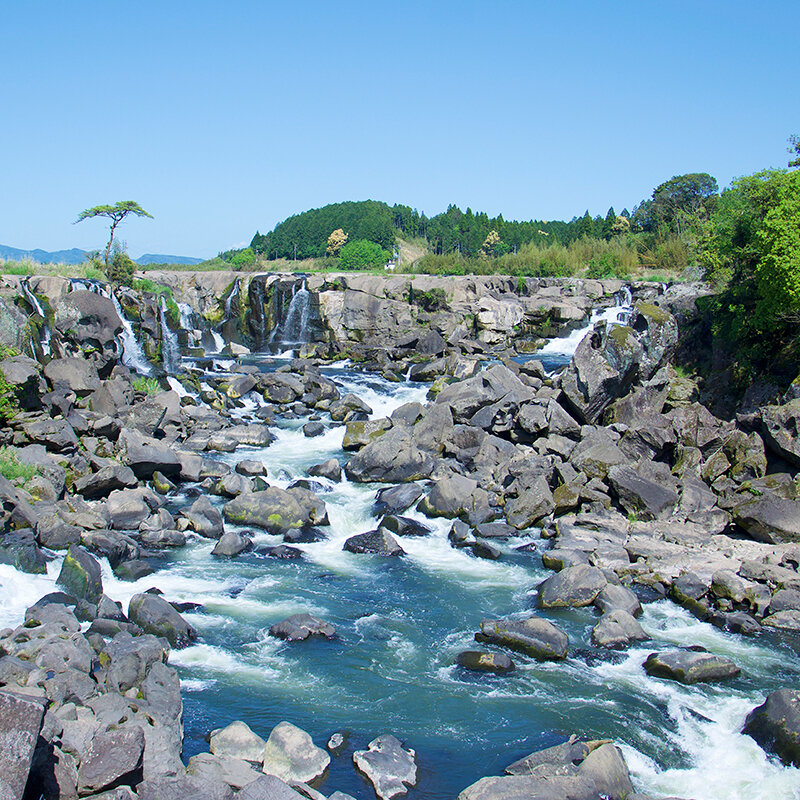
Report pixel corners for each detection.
[591,610,648,648]
[223,488,317,535]
[261,721,330,785]
[128,592,197,648]
[269,614,336,642]
[74,464,138,500]
[307,459,342,482]
[114,559,155,581]
[477,616,569,661]
[183,495,225,539]
[732,496,800,544]
[373,484,424,515]
[344,428,434,483]
[236,459,268,477]
[210,720,268,763]
[120,428,182,479]
[208,531,250,558]
[237,775,306,800]
[743,689,800,767]
[643,649,740,684]
[76,726,145,795]
[594,584,642,617]
[137,775,235,800]
[0,529,48,575]
[457,773,598,800]
[56,544,103,604]
[0,690,46,800]
[44,357,102,395]
[379,514,432,537]
[343,529,405,556]
[577,743,634,800]
[537,565,608,609]
[353,734,418,800]
[607,463,679,520]
[187,752,262,790]
[456,651,515,674]
[417,473,486,520]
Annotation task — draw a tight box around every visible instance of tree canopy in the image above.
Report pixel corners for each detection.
[75,200,153,267]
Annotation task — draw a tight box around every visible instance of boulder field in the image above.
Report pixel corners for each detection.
[1,272,800,797]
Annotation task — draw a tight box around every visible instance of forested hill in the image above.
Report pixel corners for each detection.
[249,199,611,261]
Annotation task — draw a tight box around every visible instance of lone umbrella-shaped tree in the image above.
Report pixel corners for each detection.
[75,201,153,266]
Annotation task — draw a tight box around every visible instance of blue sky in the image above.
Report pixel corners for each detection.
[1,1,797,258]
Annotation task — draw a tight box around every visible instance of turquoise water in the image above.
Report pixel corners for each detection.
[3,368,800,798]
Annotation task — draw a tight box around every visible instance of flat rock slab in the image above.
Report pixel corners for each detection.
[0,690,46,800]
[643,649,740,684]
[477,617,568,661]
[353,735,418,800]
[137,775,235,800]
[457,773,598,800]
[237,775,307,800]
[269,614,336,642]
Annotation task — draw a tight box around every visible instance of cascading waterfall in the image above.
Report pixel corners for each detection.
[69,280,153,375]
[20,279,51,356]
[159,297,180,374]
[536,285,635,363]
[270,278,311,347]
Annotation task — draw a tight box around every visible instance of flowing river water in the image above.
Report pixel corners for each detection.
[2,305,800,799]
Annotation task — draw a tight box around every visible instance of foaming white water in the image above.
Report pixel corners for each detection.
[0,559,62,629]
[587,602,800,800]
[332,373,429,419]
[537,291,634,359]
[166,376,191,397]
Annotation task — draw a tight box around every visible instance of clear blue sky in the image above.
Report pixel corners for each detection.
[1,1,797,259]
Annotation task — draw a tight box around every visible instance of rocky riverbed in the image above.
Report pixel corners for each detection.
[1,273,800,799]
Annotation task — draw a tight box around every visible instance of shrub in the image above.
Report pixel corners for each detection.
[0,446,39,482]
[133,376,162,396]
[105,245,136,285]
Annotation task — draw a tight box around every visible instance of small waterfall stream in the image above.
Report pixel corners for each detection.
[270,278,311,348]
[159,297,180,374]
[69,279,153,374]
[20,279,51,357]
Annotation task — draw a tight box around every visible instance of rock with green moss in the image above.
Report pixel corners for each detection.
[342,419,391,451]
[56,544,103,603]
[222,487,313,534]
[128,592,197,648]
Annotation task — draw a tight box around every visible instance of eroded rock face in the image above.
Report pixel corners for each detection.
[0,690,46,800]
[353,735,418,800]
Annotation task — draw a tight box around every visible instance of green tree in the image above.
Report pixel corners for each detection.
[75,201,153,267]
[789,135,800,169]
[105,244,136,285]
[754,170,800,325]
[339,239,390,271]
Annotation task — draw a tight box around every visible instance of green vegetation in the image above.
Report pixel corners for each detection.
[133,376,162,396]
[0,446,39,482]
[105,245,136,285]
[74,200,153,267]
[339,239,391,271]
[131,278,180,324]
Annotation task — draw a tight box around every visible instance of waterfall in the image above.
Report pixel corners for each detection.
[159,297,180,374]
[109,291,152,375]
[537,285,635,361]
[270,278,310,347]
[20,279,51,357]
[209,331,225,353]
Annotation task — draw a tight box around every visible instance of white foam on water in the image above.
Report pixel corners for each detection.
[169,643,281,681]
[0,559,62,629]
[181,678,217,692]
[332,373,430,419]
[584,602,800,800]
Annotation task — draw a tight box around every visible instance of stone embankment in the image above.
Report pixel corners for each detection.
[1,272,799,798]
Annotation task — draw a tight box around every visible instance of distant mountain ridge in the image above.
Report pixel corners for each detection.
[0,243,203,266]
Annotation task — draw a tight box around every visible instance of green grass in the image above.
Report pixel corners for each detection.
[0,446,40,482]
[133,376,162,396]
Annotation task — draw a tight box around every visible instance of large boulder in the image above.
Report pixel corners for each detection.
[0,690,46,800]
[743,689,800,767]
[345,428,434,483]
[643,649,740,684]
[223,488,316,535]
[732,496,800,544]
[456,651,515,674]
[537,565,608,609]
[43,357,102,396]
[128,593,197,648]
[607,463,679,520]
[343,529,405,556]
[261,721,330,785]
[591,610,648,649]
[476,616,568,661]
[353,735,418,800]
[77,726,145,796]
[183,496,225,539]
[119,429,182,479]
[55,289,125,366]
[74,464,138,500]
[761,400,800,467]
[56,544,103,604]
[210,721,268,763]
[268,613,336,642]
